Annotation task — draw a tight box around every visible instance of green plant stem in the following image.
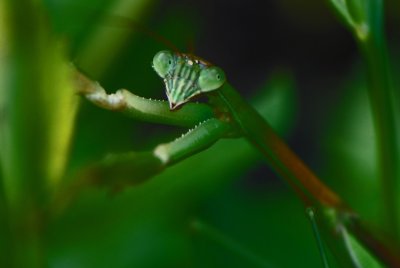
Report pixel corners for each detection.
[306,207,331,268]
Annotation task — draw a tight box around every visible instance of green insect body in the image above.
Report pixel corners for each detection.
[152,50,226,110]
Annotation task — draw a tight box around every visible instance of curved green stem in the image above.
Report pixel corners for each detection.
[306,207,331,268]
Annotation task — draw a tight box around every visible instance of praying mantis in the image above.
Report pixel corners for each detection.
[76,44,347,267]
[2,1,396,267]
[75,13,341,206]
[69,7,400,265]
[73,15,398,264]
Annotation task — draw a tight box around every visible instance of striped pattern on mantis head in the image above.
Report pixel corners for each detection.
[152,50,226,110]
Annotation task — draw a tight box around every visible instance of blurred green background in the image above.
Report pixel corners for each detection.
[8,0,399,267]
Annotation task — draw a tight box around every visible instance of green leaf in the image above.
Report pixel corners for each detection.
[341,226,384,268]
[317,208,385,268]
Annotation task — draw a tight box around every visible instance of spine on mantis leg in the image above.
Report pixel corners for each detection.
[154,118,232,165]
[306,207,331,268]
[74,69,214,127]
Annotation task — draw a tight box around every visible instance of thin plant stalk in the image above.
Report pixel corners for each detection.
[306,207,331,268]
[358,32,399,237]
[328,0,400,239]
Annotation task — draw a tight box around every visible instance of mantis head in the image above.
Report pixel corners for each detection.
[152,50,226,110]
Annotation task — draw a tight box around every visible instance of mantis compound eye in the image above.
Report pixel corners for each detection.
[152,50,175,78]
[198,66,226,92]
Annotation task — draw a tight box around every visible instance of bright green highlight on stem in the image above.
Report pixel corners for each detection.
[341,225,384,268]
